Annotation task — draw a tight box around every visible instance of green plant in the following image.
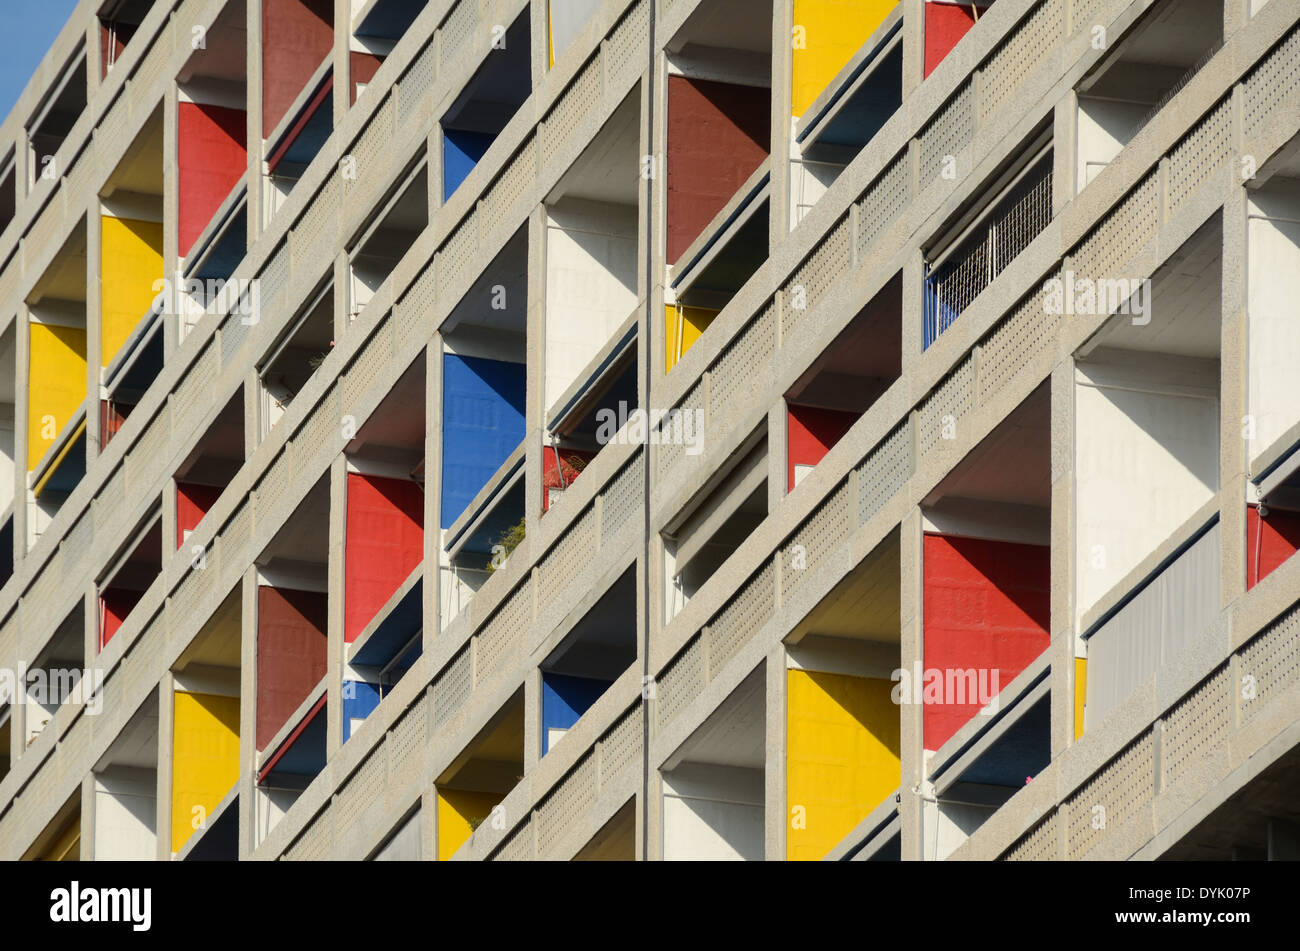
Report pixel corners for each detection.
[486,516,526,573]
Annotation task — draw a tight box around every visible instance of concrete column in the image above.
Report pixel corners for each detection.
[1220,170,1249,610]
[897,505,924,859]
[530,0,549,92]
[246,0,265,247]
[237,566,258,858]
[769,0,794,244]
[763,646,786,860]
[333,254,350,343]
[162,477,179,572]
[525,204,546,534]
[901,0,925,98]
[163,84,181,358]
[523,666,541,770]
[13,305,30,558]
[899,250,925,382]
[767,401,786,512]
[419,785,437,861]
[86,20,103,98]
[79,771,96,859]
[334,0,350,128]
[1054,93,1077,213]
[423,337,442,647]
[428,126,444,216]
[85,192,102,462]
[82,587,98,674]
[154,671,174,860]
[648,45,668,391]
[1050,359,1077,755]
[326,453,347,757]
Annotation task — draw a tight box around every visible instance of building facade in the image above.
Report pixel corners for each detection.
[0,0,1299,861]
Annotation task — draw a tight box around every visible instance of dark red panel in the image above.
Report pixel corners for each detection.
[178,102,247,257]
[1247,504,1300,589]
[542,447,595,511]
[344,473,424,643]
[100,588,144,650]
[257,586,328,749]
[176,482,224,549]
[349,51,383,106]
[787,403,859,492]
[923,533,1050,750]
[924,3,979,79]
[666,75,770,265]
[261,0,334,137]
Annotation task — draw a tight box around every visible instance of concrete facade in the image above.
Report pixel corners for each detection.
[0,0,1297,862]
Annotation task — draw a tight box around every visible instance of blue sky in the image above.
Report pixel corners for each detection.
[0,0,81,122]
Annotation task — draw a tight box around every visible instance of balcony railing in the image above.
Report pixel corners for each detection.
[923,160,1054,348]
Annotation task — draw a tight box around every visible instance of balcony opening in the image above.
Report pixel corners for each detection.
[100,312,163,450]
[662,666,765,860]
[783,529,901,859]
[928,692,1049,859]
[183,199,248,342]
[343,360,426,738]
[440,9,531,201]
[543,88,640,409]
[348,159,428,321]
[100,108,164,373]
[347,578,421,740]
[255,693,326,844]
[793,17,902,227]
[921,382,1051,753]
[177,1,248,260]
[574,799,636,860]
[1246,147,1300,472]
[26,222,88,475]
[262,0,334,139]
[663,425,768,623]
[785,273,901,491]
[665,0,771,266]
[174,388,245,549]
[1160,742,1300,860]
[548,0,602,67]
[97,509,163,651]
[538,90,639,413]
[351,0,428,101]
[264,71,332,222]
[924,128,1052,347]
[791,0,898,122]
[437,690,524,859]
[923,1,992,78]
[93,688,159,859]
[169,588,242,857]
[0,150,16,235]
[1073,215,1222,630]
[22,795,80,861]
[27,48,88,190]
[25,603,85,747]
[544,336,636,513]
[439,227,528,620]
[255,473,329,752]
[258,280,333,440]
[99,0,153,78]
[0,707,9,781]
[667,194,769,370]
[1,323,15,577]
[1074,0,1222,191]
[540,567,636,756]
